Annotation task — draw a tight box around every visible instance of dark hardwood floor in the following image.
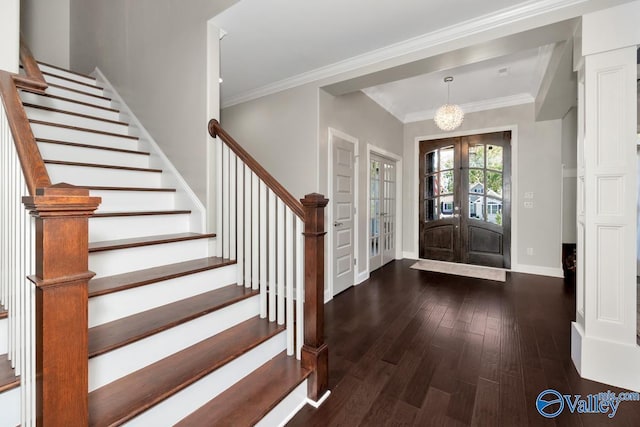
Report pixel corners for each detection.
[288,259,640,426]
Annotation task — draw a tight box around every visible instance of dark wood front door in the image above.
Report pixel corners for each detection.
[419,131,511,268]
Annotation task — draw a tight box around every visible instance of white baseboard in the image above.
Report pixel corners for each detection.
[402,251,418,260]
[355,271,369,285]
[511,263,564,278]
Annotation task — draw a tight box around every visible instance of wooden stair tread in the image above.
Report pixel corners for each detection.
[88,316,284,427]
[78,185,175,192]
[36,138,149,156]
[89,256,235,297]
[0,354,20,393]
[176,352,310,427]
[44,159,161,173]
[89,284,258,358]
[36,60,97,81]
[30,120,138,140]
[23,102,128,126]
[47,83,112,101]
[89,232,216,253]
[42,70,104,90]
[24,92,119,113]
[92,210,191,218]
[0,304,6,320]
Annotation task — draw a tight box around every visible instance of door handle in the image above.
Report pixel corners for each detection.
[453,214,460,218]
[334,222,343,227]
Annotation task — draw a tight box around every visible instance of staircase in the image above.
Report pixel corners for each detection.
[0,54,327,426]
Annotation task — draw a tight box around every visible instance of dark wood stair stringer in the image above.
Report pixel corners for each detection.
[88,233,216,253]
[89,257,235,297]
[176,351,310,426]
[89,284,258,358]
[88,316,285,427]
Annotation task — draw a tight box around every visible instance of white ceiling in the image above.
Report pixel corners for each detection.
[362,45,555,123]
[213,0,536,103]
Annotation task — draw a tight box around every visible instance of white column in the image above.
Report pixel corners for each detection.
[0,0,19,73]
[572,1,640,392]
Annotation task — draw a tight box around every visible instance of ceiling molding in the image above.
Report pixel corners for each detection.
[222,0,588,108]
[403,93,535,124]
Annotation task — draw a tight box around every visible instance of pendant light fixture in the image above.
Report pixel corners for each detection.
[434,76,464,131]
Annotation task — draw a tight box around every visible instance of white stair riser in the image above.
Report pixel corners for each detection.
[91,190,175,212]
[89,295,261,391]
[46,163,161,187]
[25,106,129,134]
[45,85,113,108]
[90,214,191,242]
[256,380,308,427]
[38,64,98,86]
[0,387,20,427]
[0,318,7,354]
[89,265,237,327]
[38,142,149,169]
[89,239,210,278]
[44,74,104,96]
[124,332,287,427]
[31,123,138,150]
[21,91,120,121]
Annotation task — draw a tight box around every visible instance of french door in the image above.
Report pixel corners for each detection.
[369,154,396,271]
[419,131,511,268]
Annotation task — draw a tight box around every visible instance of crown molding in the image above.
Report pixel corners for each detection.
[222,0,589,108]
[403,93,534,124]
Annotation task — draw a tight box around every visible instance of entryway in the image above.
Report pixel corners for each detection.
[419,131,511,268]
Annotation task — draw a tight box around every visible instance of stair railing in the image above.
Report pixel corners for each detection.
[0,39,99,426]
[209,119,329,402]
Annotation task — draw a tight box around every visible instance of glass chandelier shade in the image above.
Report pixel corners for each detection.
[434,77,464,131]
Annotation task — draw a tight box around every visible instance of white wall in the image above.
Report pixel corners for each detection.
[403,103,564,275]
[70,0,238,204]
[562,107,578,244]
[0,0,20,73]
[319,90,404,287]
[21,0,70,68]
[221,84,319,200]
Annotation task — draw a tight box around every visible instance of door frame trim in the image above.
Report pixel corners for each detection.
[411,125,519,270]
[328,127,359,300]
[366,144,403,279]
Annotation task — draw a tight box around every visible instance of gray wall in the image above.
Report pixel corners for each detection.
[70,0,238,203]
[319,90,404,283]
[0,0,19,73]
[221,84,319,199]
[403,103,563,272]
[21,0,70,68]
[561,107,577,244]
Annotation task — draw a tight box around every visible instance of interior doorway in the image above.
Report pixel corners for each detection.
[419,131,511,268]
[369,154,397,271]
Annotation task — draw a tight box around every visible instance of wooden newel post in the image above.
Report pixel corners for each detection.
[23,184,101,426]
[300,193,329,402]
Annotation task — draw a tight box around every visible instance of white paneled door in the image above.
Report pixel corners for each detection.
[369,154,396,272]
[332,135,356,296]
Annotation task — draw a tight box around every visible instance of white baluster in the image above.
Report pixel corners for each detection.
[259,181,267,318]
[286,209,294,355]
[277,200,285,325]
[244,167,251,288]
[296,216,304,360]
[229,151,236,260]
[222,144,230,259]
[268,191,276,322]
[251,173,259,290]
[215,136,223,257]
[236,161,244,285]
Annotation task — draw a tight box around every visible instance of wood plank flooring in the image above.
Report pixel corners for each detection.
[288,259,640,427]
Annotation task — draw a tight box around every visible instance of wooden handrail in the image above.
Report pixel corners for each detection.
[0,71,51,194]
[17,38,48,94]
[208,119,305,220]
